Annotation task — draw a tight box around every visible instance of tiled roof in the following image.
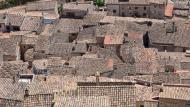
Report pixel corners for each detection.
[111,63,136,78]
[22,34,38,45]
[106,0,166,4]
[55,19,83,33]
[120,45,159,74]
[72,42,87,54]
[0,61,29,78]
[50,32,70,43]
[69,57,113,76]
[104,34,124,45]
[165,3,174,17]
[54,96,111,107]
[77,27,97,44]
[20,16,43,32]
[0,78,26,101]
[26,1,57,11]
[90,46,122,64]
[63,3,95,11]
[173,10,189,17]
[46,43,73,59]
[159,85,190,100]
[174,1,189,10]
[124,75,153,83]
[0,13,6,24]
[153,72,180,84]
[35,35,49,51]
[5,14,24,27]
[149,22,175,45]
[135,84,159,101]
[83,12,106,26]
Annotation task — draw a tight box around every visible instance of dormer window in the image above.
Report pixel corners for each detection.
[19,74,34,83]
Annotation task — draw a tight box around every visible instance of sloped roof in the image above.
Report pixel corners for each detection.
[83,12,106,26]
[26,1,57,11]
[55,19,83,33]
[149,22,175,45]
[77,27,97,44]
[165,3,174,17]
[104,34,124,45]
[174,1,189,10]
[0,78,27,101]
[159,84,190,100]
[153,72,180,84]
[120,45,159,74]
[46,43,73,57]
[54,96,111,107]
[0,13,5,24]
[135,84,159,101]
[0,61,29,78]
[63,3,95,11]
[72,42,87,54]
[5,14,24,27]
[69,57,113,76]
[90,46,122,64]
[20,16,43,32]
[173,10,189,17]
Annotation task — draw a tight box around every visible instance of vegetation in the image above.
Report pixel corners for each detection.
[0,0,37,9]
[93,0,105,7]
[58,3,63,15]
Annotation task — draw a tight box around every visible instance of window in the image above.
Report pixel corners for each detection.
[143,13,147,17]
[144,7,146,10]
[129,7,131,10]
[135,7,138,9]
[0,24,1,28]
[140,105,144,107]
[122,12,125,17]
[113,10,116,13]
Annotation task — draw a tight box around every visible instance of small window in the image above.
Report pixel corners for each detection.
[122,12,125,17]
[72,47,75,51]
[0,24,1,28]
[113,10,116,13]
[144,7,146,10]
[140,105,144,107]
[135,7,138,9]
[143,13,147,17]
[129,7,131,10]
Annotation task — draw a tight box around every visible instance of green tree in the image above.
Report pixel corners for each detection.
[94,0,105,7]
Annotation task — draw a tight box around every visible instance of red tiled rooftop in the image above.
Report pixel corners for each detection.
[104,35,123,45]
[165,3,174,17]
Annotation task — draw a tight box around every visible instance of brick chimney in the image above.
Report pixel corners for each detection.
[96,72,100,85]
[24,87,29,98]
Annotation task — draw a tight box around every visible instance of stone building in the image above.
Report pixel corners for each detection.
[76,81,136,107]
[0,78,26,107]
[62,2,95,19]
[5,14,25,32]
[159,84,190,107]
[173,1,190,18]
[106,0,166,19]
[0,13,6,32]
[148,20,190,52]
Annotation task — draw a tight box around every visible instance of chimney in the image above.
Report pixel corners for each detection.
[164,21,166,28]
[24,88,29,98]
[44,76,47,81]
[172,22,175,32]
[16,42,21,61]
[13,76,16,84]
[95,72,100,85]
